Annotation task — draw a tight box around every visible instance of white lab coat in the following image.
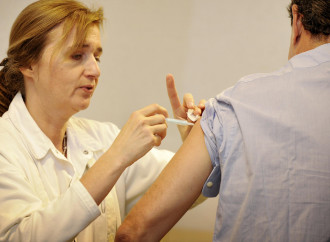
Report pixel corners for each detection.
[0,93,173,242]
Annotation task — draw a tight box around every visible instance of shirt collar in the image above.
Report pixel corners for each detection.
[8,92,106,160]
[289,43,330,69]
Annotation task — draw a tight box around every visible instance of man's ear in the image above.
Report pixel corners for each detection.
[291,4,303,46]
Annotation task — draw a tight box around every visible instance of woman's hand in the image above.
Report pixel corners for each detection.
[81,104,168,205]
[166,73,206,141]
[109,104,169,168]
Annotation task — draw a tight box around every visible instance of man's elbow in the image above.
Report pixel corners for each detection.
[115,220,151,242]
[115,231,132,242]
[115,224,135,242]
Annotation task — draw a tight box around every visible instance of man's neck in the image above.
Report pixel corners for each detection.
[292,31,329,58]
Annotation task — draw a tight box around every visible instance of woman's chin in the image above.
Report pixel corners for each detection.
[73,101,91,113]
[80,103,90,111]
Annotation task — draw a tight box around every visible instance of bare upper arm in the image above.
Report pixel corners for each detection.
[115,120,212,242]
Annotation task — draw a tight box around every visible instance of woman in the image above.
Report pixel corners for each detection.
[0,0,204,241]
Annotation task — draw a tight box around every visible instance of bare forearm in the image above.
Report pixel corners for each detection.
[80,148,127,205]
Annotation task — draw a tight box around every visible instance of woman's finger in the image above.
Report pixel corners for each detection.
[139,103,169,118]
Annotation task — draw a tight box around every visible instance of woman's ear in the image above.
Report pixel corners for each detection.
[19,64,37,80]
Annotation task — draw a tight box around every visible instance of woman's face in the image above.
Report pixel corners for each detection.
[26,23,102,116]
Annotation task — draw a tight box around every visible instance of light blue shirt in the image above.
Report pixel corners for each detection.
[201,43,330,242]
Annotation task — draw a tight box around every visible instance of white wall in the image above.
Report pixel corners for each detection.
[0,0,291,235]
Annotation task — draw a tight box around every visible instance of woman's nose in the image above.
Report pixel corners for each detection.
[85,56,101,78]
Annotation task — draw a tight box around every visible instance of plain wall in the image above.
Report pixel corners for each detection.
[0,0,291,239]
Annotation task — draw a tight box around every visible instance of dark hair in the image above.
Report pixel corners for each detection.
[0,0,103,116]
[287,0,330,36]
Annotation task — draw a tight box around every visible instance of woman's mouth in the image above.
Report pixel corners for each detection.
[80,84,94,93]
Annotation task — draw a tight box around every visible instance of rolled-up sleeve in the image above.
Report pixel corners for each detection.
[200,97,225,197]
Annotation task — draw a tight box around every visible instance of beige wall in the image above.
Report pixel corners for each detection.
[0,0,291,240]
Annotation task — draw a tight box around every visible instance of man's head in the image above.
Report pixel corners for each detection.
[287,0,330,59]
[288,0,330,37]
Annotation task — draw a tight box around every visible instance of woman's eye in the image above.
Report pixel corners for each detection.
[72,53,83,60]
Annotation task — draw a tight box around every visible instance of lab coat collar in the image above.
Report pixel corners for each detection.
[66,116,108,155]
[7,93,105,160]
[8,93,54,160]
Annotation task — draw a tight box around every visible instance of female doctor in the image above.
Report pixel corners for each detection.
[0,0,204,241]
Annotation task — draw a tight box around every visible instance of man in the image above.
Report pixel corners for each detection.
[115,0,330,241]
